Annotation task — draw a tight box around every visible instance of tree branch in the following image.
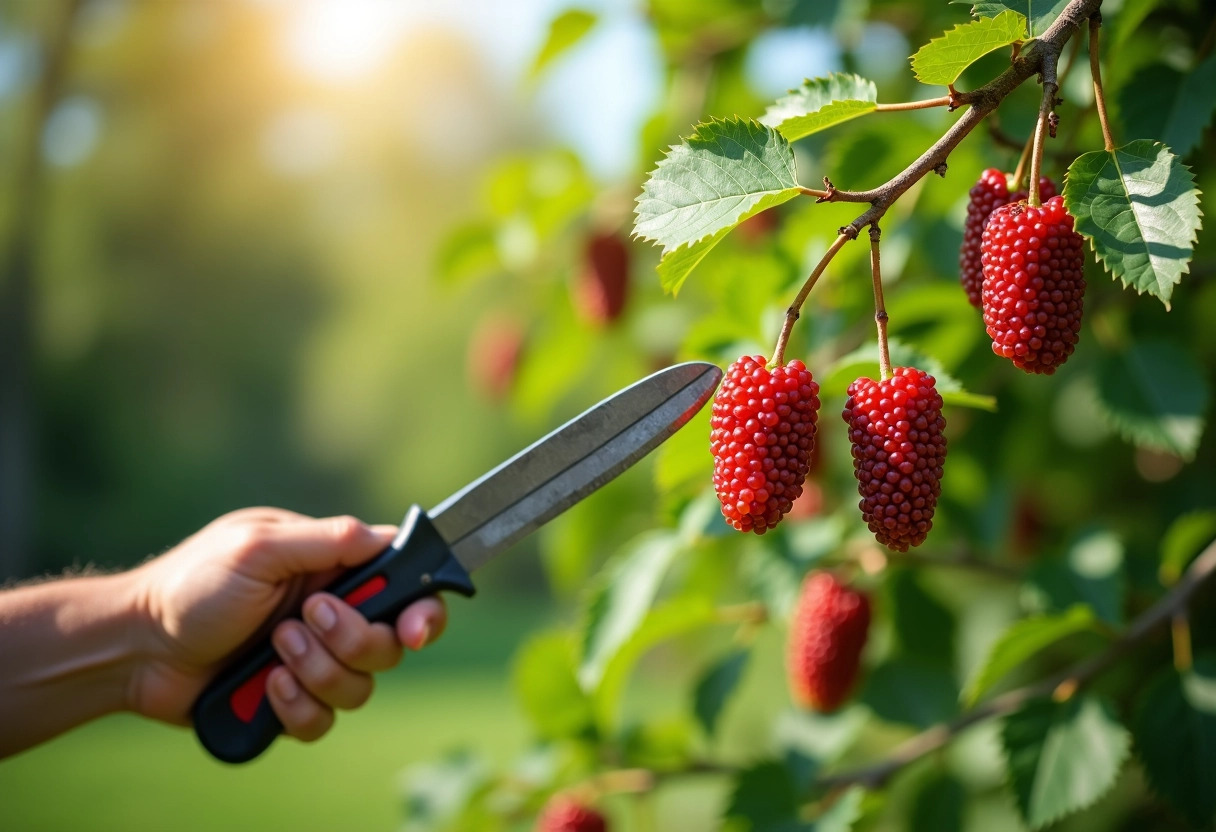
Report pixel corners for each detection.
[815,535,1216,791]
[819,0,1101,235]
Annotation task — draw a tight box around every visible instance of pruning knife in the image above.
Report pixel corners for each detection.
[192,361,723,763]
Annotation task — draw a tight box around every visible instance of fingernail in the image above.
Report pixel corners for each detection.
[281,626,308,657]
[274,671,299,701]
[309,599,337,632]
[412,622,432,650]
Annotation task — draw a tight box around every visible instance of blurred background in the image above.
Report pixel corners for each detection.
[1,0,1214,830]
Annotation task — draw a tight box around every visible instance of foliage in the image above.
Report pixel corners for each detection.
[911,11,1027,87]
[414,0,1216,828]
[5,0,1215,829]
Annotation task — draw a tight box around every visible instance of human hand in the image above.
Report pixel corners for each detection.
[128,508,448,742]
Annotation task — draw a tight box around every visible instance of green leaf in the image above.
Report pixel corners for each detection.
[1023,529,1125,625]
[1160,510,1216,586]
[723,761,801,831]
[953,0,1070,37]
[593,597,720,730]
[578,532,681,690]
[820,339,997,411]
[815,786,864,832]
[400,749,490,831]
[777,706,869,764]
[910,775,965,832]
[694,649,750,736]
[1003,695,1131,829]
[434,221,500,284]
[890,569,956,665]
[1108,0,1161,51]
[1133,657,1216,825]
[1094,339,1210,461]
[863,657,960,728]
[529,9,597,79]
[911,11,1027,86]
[1117,55,1216,158]
[1063,141,1203,308]
[622,716,696,771]
[964,605,1099,705]
[635,117,802,294]
[511,632,595,740]
[759,73,878,142]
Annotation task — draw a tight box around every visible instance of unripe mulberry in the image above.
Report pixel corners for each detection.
[980,195,1085,374]
[959,169,1056,308]
[842,367,947,551]
[537,796,607,832]
[787,571,871,712]
[710,355,821,534]
[574,232,630,324]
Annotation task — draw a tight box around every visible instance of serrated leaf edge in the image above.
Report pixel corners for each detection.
[633,115,797,253]
[963,606,1098,705]
[759,72,878,139]
[1001,695,1132,830]
[1063,141,1204,309]
[910,10,1027,86]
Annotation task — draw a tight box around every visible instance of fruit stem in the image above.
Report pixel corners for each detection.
[1010,129,1034,193]
[868,225,892,381]
[874,95,953,112]
[772,232,851,366]
[1172,610,1194,673]
[1089,14,1116,152]
[1027,34,1061,209]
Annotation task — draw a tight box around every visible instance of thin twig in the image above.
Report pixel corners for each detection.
[815,537,1216,791]
[1089,15,1116,151]
[772,233,851,366]
[875,96,954,112]
[868,226,891,381]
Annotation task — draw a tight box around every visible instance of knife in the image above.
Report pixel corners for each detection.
[192,361,723,763]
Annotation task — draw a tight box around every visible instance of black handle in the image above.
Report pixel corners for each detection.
[191,506,476,763]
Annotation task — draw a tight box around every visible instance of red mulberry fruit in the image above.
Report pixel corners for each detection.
[537,797,607,832]
[842,367,947,551]
[980,195,1085,374]
[960,169,1056,308]
[710,355,820,534]
[787,571,871,712]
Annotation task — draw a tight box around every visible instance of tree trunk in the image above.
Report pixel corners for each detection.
[0,0,81,579]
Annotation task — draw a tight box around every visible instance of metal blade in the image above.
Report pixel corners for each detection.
[425,361,722,572]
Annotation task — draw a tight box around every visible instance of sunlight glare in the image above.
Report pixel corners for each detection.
[282,0,409,83]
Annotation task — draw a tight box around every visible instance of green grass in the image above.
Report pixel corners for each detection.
[0,596,549,832]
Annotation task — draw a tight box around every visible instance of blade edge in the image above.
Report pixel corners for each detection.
[430,362,720,572]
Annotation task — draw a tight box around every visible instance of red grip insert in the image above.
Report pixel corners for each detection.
[231,661,281,723]
[344,575,388,607]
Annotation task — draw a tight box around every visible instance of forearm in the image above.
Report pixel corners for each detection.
[0,572,149,758]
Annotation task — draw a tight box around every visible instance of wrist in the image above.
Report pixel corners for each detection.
[0,570,151,757]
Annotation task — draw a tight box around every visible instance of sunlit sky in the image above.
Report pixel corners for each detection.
[0,0,914,180]
[272,0,860,178]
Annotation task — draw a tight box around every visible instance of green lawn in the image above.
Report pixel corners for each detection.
[0,597,546,832]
